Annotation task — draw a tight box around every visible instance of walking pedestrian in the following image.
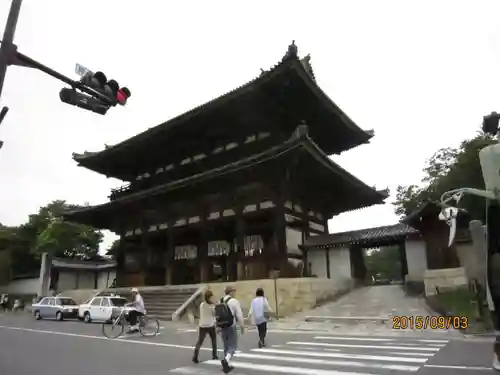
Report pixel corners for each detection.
[192,290,218,363]
[214,285,244,374]
[248,287,272,348]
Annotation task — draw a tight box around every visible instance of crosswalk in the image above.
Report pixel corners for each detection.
[169,335,449,375]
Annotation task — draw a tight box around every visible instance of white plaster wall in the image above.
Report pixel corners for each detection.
[58,272,77,290]
[97,271,116,289]
[309,250,327,278]
[78,272,96,289]
[0,277,39,294]
[328,247,351,282]
[286,227,303,256]
[405,239,427,282]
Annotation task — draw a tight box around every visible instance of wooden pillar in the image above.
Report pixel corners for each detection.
[165,221,174,285]
[115,233,126,287]
[140,225,151,286]
[199,210,209,283]
[325,247,331,279]
[235,204,246,280]
[274,181,287,270]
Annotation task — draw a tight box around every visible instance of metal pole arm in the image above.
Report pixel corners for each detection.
[14,52,115,106]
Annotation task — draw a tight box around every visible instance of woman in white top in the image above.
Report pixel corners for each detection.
[192,290,218,363]
[248,288,272,348]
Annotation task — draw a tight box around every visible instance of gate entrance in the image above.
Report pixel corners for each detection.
[303,223,419,285]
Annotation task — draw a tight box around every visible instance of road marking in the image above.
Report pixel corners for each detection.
[314,336,449,344]
[252,348,429,363]
[204,360,377,375]
[232,352,420,371]
[120,333,162,339]
[287,346,342,352]
[287,341,441,351]
[384,351,434,357]
[425,364,492,371]
[0,324,246,355]
[314,336,396,342]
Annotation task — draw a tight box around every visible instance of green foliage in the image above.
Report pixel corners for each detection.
[364,246,402,281]
[394,133,497,222]
[21,200,103,260]
[3,200,103,278]
[106,239,120,259]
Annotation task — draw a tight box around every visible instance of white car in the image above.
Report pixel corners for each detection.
[78,295,127,323]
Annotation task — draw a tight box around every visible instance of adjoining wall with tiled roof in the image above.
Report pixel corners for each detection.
[303,223,420,250]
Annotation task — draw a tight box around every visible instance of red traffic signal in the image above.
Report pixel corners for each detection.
[116,87,131,106]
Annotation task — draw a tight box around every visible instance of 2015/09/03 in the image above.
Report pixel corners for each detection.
[392,315,468,330]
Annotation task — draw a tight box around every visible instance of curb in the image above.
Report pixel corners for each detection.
[304,315,389,324]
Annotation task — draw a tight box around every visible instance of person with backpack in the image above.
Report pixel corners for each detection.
[192,290,218,363]
[214,285,244,374]
[248,287,272,348]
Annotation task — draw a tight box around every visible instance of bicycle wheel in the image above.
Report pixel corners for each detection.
[139,316,160,337]
[102,318,125,339]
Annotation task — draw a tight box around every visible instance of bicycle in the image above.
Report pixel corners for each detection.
[102,307,160,339]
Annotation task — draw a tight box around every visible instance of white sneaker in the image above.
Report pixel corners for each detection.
[493,354,500,371]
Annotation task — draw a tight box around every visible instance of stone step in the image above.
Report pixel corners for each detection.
[146,300,185,306]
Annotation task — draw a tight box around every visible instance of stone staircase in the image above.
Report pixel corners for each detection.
[100,286,200,322]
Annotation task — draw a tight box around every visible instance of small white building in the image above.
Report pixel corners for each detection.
[0,257,116,296]
[50,257,116,291]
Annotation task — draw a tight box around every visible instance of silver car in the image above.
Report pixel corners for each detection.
[32,296,78,321]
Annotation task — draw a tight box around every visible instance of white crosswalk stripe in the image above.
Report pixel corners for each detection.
[169,335,449,375]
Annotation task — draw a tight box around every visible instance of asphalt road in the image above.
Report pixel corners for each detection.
[0,313,497,375]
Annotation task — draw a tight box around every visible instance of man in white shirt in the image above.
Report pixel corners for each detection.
[127,287,146,333]
[218,285,244,373]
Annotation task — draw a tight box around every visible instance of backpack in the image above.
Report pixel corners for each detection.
[214,296,234,328]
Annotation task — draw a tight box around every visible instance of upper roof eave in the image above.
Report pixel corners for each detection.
[72,41,372,169]
[64,125,385,221]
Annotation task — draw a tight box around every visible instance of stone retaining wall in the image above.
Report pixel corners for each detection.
[60,277,354,318]
[206,277,354,317]
[424,267,468,296]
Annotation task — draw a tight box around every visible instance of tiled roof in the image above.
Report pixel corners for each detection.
[303,223,419,249]
[52,257,116,271]
[63,125,387,228]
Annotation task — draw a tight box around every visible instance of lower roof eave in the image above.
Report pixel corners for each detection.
[64,126,385,227]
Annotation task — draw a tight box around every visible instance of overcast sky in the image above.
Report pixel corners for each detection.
[0,0,499,252]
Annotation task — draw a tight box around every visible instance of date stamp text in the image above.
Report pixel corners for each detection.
[392,315,468,330]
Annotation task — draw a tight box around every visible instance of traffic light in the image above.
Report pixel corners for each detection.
[59,88,109,115]
[483,112,500,136]
[80,71,130,106]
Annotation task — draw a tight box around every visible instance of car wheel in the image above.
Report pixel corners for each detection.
[34,310,41,320]
[56,311,63,321]
[83,312,91,324]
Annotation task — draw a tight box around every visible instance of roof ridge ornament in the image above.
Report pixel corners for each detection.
[293,121,309,139]
[300,54,316,81]
[282,40,298,62]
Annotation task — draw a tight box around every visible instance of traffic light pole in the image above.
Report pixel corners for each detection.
[0,0,22,102]
[0,0,115,113]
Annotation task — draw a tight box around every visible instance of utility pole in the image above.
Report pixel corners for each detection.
[0,0,22,101]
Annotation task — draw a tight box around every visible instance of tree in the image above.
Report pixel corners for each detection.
[394,132,497,222]
[0,223,38,278]
[21,200,103,260]
[106,239,120,259]
[364,246,402,281]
